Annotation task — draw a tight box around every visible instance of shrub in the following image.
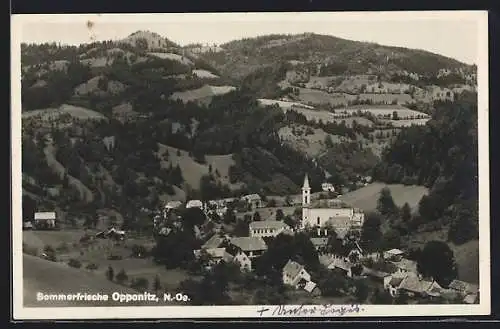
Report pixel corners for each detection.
[130,277,149,291]
[86,263,99,271]
[116,269,128,284]
[68,258,82,269]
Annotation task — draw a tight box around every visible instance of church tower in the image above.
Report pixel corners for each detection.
[302,174,311,206]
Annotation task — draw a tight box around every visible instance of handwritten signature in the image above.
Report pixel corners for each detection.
[256,304,363,317]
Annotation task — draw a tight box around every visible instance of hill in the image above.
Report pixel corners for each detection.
[200,33,474,81]
[23,254,147,307]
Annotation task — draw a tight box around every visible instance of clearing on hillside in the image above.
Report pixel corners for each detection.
[22,104,107,122]
[192,69,219,79]
[257,98,314,110]
[296,88,349,107]
[147,52,194,66]
[334,105,428,119]
[23,254,146,307]
[157,144,243,191]
[339,182,429,212]
[278,124,349,157]
[170,85,236,104]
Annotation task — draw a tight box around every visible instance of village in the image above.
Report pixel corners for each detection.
[23,173,479,305]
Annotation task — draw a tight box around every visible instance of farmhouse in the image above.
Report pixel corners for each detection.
[383,248,405,261]
[301,174,364,235]
[282,260,312,288]
[241,194,263,210]
[229,236,267,258]
[249,220,291,238]
[186,199,203,209]
[321,182,335,192]
[34,211,57,229]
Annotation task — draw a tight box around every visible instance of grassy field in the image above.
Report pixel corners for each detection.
[379,118,430,127]
[192,69,219,79]
[339,182,429,212]
[258,98,315,109]
[23,254,149,307]
[296,88,348,107]
[170,85,236,104]
[22,104,108,121]
[278,124,349,157]
[333,105,428,119]
[157,143,242,191]
[146,52,194,66]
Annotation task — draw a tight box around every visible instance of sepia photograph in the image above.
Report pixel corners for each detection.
[11,11,490,319]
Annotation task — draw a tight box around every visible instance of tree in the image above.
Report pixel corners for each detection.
[417,241,458,287]
[116,269,128,284]
[379,229,402,251]
[377,187,397,217]
[354,280,370,303]
[372,288,393,304]
[153,275,162,292]
[275,209,284,221]
[233,219,250,237]
[401,202,412,222]
[360,212,383,252]
[317,269,348,297]
[106,266,114,281]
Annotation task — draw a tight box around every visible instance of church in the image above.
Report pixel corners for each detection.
[301,174,364,237]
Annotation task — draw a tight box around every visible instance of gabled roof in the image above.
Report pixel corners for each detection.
[399,274,433,294]
[362,267,391,279]
[384,248,404,256]
[34,212,56,220]
[229,236,267,252]
[391,258,418,273]
[329,258,353,272]
[202,234,224,249]
[319,254,335,267]
[186,200,203,208]
[249,220,288,230]
[241,194,261,201]
[283,260,305,279]
[165,201,182,209]
[448,280,479,294]
[389,276,405,287]
[310,237,329,247]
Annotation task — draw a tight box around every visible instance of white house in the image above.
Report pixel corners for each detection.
[383,248,405,261]
[186,199,203,209]
[233,251,252,271]
[229,236,267,258]
[34,212,56,229]
[249,220,291,238]
[241,194,262,209]
[165,200,183,210]
[282,260,312,288]
[321,182,335,192]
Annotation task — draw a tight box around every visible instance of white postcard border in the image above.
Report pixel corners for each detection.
[11,11,490,320]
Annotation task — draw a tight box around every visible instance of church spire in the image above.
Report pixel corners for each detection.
[303,173,310,189]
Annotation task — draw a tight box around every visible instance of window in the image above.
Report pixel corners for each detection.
[317,217,320,225]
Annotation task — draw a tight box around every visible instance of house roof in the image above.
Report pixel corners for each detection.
[303,174,310,189]
[448,280,479,294]
[362,267,390,279]
[304,280,317,293]
[202,234,224,249]
[329,258,353,272]
[426,281,444,297]
[249,220,288,230]
[310,237,329,247]
[186,200,203,208]
[391,258,418,273]
[229,237,267,252]
[463,293,478,304]
[319,255,335,267]
[389,276,405,287]
[384,248,404,256]
[165,201,182,208]
[206,247,234,262]
[399,274,433,294]
[242,194,261,201]
[34,212,56,220]
[283,260,305,279]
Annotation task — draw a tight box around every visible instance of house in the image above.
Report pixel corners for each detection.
[328,258,355,277]
[249,220,291,238]
[390,272,434,298]
[390,258,418,275]
[282,260,312,288]
[95,227,126,241]
[363,267,392,284]
[201,234,225,249]
[186,200,203,209]
[386,275,406,297]
[229,236,267,258]
[165,201,183,210]
[310,237,329,253]
[383,248,404,261]
[448,279,479,304]
[241,194,262,209]
[34,212,57,229]
[194,247,234,266]
[232,251,252,271]
[321,182,335,192]
[23,221,33,230]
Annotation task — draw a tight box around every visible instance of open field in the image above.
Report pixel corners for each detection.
[407,230,479,284]
[22,104,107,122]
[258,98,314,109]
[339,183,429,212]
[278,124,349,157]
[23,254,148,307]
[296,88,349,107]
[147,52,194,66]
[170,85,236,104]
[157,143,242,191]
[379,118,430,127]
[192,69,219,79]
[80,56,114,68]
[332,105,428,119]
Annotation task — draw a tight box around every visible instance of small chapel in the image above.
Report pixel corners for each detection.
[301,174,364,237]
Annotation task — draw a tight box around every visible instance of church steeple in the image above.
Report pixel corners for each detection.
[302,173,311,206]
